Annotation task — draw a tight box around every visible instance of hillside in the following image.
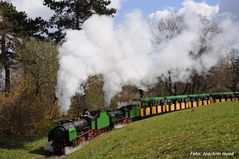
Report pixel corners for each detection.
[67,102,239,159]
[0,102,238,159]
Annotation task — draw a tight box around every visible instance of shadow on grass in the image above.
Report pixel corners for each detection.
[29,147,51,156]
[0,139,28,150]
[0,133,47,150]
[0,138,52,157]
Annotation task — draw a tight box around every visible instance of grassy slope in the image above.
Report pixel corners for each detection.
[0,102,238,159]
[68,102,239,159]
[0,137,48,159]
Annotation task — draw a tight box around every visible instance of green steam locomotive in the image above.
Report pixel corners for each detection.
[48,92,239,155]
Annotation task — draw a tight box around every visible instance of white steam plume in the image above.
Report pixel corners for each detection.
[56,0,239,113]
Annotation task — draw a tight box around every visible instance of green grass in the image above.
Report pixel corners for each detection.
[67,102,239,159]
[0,137,48,159]
[0,102,238,159]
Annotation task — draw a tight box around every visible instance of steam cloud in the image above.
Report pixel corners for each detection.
[56,0,239,112]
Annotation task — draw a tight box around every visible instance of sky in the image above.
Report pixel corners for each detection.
[117,0,219,19]
[7,0,222,20]
[6,0,239,22]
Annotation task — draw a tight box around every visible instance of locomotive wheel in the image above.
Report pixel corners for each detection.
[54,144,65,155]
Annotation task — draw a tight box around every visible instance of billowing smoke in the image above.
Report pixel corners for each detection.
[56,0,239,112]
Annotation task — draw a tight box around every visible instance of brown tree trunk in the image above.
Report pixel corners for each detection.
[4,65,10,92]
[1,33,10,92]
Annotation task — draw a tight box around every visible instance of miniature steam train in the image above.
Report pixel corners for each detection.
[48,92,239,155]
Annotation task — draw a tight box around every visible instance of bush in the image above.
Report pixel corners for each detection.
[0,78,60,138]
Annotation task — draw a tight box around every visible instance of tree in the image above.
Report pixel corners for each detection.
[154,13,184,44]
[164,71,176,96]
[0,1,47,92]
[110,85,139,108]
[187,70,213,94]
[44,0,116,42]
[0,38,60,138]
[227,49,239,91]
[68,75,105,117]
[17,39,59,119]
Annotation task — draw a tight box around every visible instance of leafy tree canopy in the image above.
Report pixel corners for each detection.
[0,1,47,38]
[44,0,116,42]
[0,1,48,92]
